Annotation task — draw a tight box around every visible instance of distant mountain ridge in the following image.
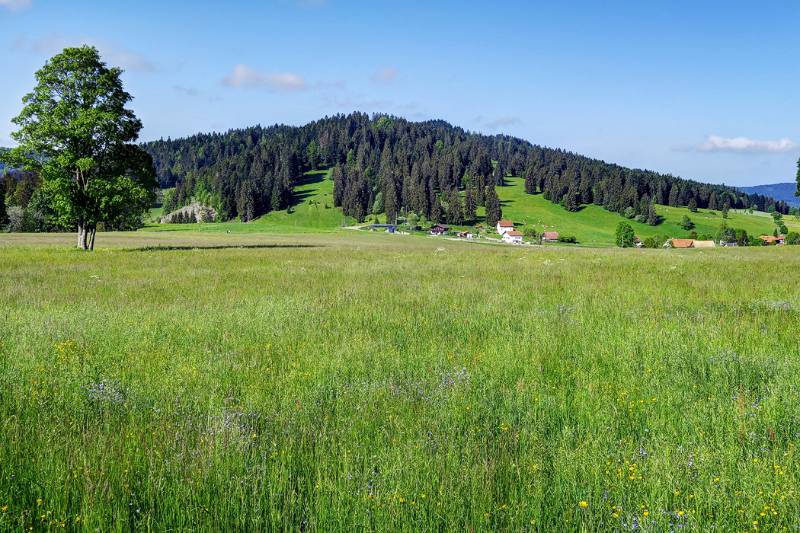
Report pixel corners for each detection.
[738,183,799,207]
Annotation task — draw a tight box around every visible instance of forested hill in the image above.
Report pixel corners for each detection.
[739,183,799,207]
[142,112,789,222]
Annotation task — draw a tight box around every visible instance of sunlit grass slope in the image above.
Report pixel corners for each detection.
[496,177,800,246]
[147,169,353,234]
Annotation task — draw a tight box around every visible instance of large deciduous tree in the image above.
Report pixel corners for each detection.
[4,46,156,249]
[615,221,635,248]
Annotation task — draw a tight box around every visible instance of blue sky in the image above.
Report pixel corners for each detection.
[2,0,798,186]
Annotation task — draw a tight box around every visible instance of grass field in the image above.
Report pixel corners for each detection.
[150,172,799,247]
[1,230,800,531]
[494,178,800,247]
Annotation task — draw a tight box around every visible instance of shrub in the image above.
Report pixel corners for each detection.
[786,232,800,245]
[557,235,577,243]
[615,222,635,248]
[643,236,658,248]
[680,215,695,230]
[735,229,749,246]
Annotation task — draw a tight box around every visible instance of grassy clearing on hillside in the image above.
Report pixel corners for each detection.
[494,178,800,246]
[147,169,355,234]
[1,231,799,531]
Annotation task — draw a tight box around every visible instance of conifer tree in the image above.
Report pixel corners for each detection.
[430,197,444,224]
[485,186,501,226]
[463,187,477,222]
[646,202,659,226]
[446,188,463,225]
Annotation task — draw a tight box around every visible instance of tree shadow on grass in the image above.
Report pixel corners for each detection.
[127,244,324,252]
[289,171,327,208]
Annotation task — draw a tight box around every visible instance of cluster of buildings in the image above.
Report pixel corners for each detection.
[641,234,788,249]
[496,220,559,244]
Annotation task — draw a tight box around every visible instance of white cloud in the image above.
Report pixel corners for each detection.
[222,64,307,92]
[371,67,398,84]
[697,135,797,154]
[0,0,32,12]
[14,34,155,72]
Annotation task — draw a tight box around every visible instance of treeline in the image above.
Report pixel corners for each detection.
[1,167,147,232]
[140,112,788,223]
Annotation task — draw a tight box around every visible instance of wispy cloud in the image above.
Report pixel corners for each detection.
[13,34,155,72]
[222,64,307,92]
[173,85,199,97]
[695,135,797,154]
[0,0,32,12]
[371,67,398,84]
[474,115,523,130]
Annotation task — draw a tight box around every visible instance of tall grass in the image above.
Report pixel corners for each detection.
[1,232,798,530]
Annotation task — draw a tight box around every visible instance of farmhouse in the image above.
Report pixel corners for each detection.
[541,231,559,243]
[457,231,474,239]
[429,224,449,236]
[502,230,523,244]
[668,239,715,249]
[760,235,785,245]
[670,238,694,248]
[496,220,515,235]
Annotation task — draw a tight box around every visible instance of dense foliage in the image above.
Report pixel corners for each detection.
[2,47,156,246]
[143,113,788,224]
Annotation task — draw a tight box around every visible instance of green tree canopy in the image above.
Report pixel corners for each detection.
[3,46,156,249]
[615,221,635,248]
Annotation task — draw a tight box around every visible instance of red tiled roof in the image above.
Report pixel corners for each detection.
[671,239,694,248]
[542,231,559,239]
[505,230,523,237]
[498,220,514,227]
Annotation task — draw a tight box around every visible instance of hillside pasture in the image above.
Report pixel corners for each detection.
[495,177,800,246]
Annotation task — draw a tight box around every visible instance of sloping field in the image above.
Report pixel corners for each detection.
[495,177,800,246]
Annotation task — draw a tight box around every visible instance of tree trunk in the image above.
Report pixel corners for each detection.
[88,227,97,251]
[77,223,86,250]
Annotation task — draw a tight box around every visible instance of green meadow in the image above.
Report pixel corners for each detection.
[1,230,799,531]
[152,173,798,247]
[494,177,800,247]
